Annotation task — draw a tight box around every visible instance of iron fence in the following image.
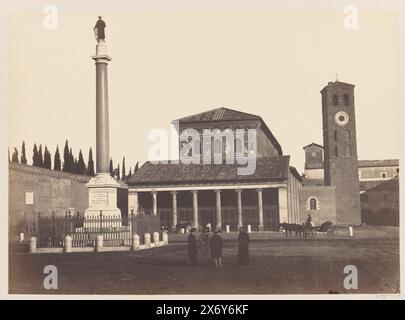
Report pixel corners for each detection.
[34,211,161,248]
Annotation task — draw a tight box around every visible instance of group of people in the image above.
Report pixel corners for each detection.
[187,227,250,267]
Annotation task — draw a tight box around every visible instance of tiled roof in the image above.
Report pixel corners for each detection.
[303,143,323,150]
[176,107,261,123]
[358,159,399,168]
[127,156,290,187]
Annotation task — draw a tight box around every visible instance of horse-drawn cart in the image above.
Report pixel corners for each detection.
[305,221,336,238]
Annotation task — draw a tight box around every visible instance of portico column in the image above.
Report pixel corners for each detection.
[215,190,222,230]
[278,187,288,223]
[257,188,264,231]
[191,190,199,229]
[152,191,158,216]
[171,191,177,228]
[236,189,243,230]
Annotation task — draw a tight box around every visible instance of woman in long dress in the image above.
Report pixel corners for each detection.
[237,227,250,265]
[199,228,210,265]
[209,230,223,268]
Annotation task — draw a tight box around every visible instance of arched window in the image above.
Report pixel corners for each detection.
[344,94,349,105]
[310,198,317,210]
[334,145,338,157]
[333,94,339,106]
[307,197,320,211]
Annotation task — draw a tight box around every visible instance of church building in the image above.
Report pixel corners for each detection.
[127,107,302,231]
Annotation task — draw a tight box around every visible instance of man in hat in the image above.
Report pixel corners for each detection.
[187,228,198,266]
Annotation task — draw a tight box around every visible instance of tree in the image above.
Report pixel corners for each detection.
[116,164,120,180]
[38,144,44,167]
[87,148,95,176]
[69,148,74,173]
[11,148,19,163]
[77,150,86,175]
[73,158,78,174]
[43,145,52,169]
[20,141,27,164]
[128,167,132,179]
[54,145,61,171]
[109,158,114,177]
[122,156,126,181]
[32,144,39,167]
[63,140,70,172]
[134,161,139,172]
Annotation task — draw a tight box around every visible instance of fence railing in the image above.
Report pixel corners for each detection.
[34,211,161,248]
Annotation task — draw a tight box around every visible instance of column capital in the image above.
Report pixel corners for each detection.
[191,190,199,194]
[256,188,263,192]
[235,188,243,193]
[214,189,222,193]
[170,190,178,195]
[151,190,158,195]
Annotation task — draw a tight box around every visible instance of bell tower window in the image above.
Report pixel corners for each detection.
[344,94,349,105]
[333,95,339,106]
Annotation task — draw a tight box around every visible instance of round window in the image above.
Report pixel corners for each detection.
[334,111,349,126]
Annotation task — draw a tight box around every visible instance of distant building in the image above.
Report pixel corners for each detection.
[360,176,399,226]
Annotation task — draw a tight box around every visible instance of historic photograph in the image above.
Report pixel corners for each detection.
[5,1,400,296]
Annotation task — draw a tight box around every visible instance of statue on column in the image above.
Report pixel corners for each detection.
[93,16,106,42]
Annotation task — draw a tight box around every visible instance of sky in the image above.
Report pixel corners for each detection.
[7,5,400,173]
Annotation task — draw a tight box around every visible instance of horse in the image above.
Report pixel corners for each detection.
[279,223,305,238]
[175,221,192,233]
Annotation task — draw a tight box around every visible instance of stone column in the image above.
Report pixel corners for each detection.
[215,190,222,230]
[152,191,158,216]
[236,189,243,230]
[191,190,199,229]
[257,188,264,231]
[92,41,111,174]
[171,191,178,228]
[278,187,289,224]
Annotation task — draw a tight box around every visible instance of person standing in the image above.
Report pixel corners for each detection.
[199,227,210,265]
[188,228,198,266]
[237,227,250,265]
[209,229,223,268]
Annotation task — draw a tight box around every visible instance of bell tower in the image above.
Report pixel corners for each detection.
[321,81,361,225]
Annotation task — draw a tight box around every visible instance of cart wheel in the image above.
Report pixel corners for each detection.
[309,229,317,238]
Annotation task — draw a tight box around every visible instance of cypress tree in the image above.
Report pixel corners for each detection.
[87,148,95,176]
[38,144,44,167]
[20,141,27,164]
[32,144,39,167]
[54,145,61,171]
[109,158,114,177]
[43,146,52,169]
[63,140,70,172]
[134,161,139,172]
[12,148,19,163]
[122,156,126,181]
[77,150,86,175]
[128,167,132,179]
[69,148,74,173]
[116,164,120,180]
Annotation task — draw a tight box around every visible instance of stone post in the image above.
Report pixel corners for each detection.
[29,237,37,253]
[153,232,160,246]
[162,231,169,245]
[226,225,230,233]
[96,234,103,252]
[64,235,72,253]
[132,234,140,251]
[144,233,151,248]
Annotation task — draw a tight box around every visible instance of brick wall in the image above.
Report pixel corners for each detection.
[299,186,337,225]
